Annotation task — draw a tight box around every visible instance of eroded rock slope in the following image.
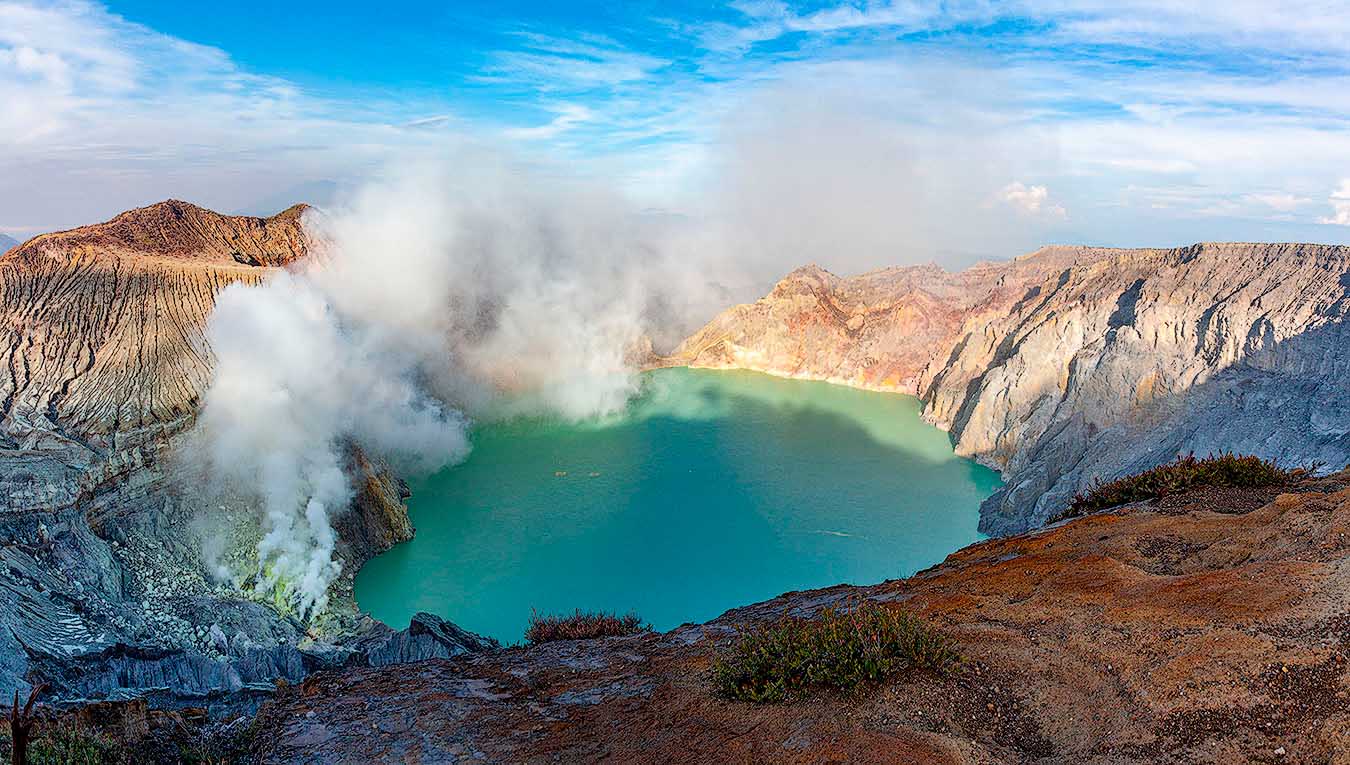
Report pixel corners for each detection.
[667,243,1350,534]
[0,199,308,455]
[0,202,487,708]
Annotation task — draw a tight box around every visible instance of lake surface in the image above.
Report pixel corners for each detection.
[355,367,1001,642]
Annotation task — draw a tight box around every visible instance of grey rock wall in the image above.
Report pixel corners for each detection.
[672,242,1350,535]
[923,243,1350,534]
[0,201,496,711]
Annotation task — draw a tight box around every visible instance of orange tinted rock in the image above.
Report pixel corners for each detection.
[254,475,1350,764]
[0,201,311,446]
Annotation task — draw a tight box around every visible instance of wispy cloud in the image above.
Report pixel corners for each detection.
[480,32,669,90]
[1245,193,1310,214]
[0,0,466,229]
[5,0,1350,254]
[401,114,458,130]
[502,103,595,141]
[1038,0,1350,55]
[707,1,1350,58]
[700,0,977,52]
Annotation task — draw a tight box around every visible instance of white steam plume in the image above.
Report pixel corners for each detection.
[194,153,741,614]
[195,72,1056,615]
[199,270,470,614]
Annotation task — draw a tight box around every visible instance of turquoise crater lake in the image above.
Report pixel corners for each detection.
[355,367,1001,642]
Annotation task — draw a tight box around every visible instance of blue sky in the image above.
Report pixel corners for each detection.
[3,0,1350,268]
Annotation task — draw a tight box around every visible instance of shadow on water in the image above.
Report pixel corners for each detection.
[355,368,1002,642]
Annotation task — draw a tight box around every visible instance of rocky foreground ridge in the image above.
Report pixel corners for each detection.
[239,473,1350,763]
[665,243,1350,534]
[0,201,493,711]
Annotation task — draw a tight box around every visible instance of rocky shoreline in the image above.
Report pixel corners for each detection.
[0,379,498,711]
[667,243,1350,535]
[16,469,1349,763]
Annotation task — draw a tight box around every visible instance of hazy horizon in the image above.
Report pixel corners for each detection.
[4,1,1350,276]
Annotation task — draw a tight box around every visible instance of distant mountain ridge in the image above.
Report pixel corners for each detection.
[3,199,310,269]
[667,242,1350,534]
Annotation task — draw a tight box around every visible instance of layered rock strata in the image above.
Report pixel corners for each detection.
[8,198,1350,746]
[667,243,1350,534]
[0,199,308,453]
[0,201,495,708]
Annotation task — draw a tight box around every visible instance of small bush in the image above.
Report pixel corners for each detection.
[1058,451,1308,520]
[3,719,127,765]
[712,601,960,703]
[524,609,648,644]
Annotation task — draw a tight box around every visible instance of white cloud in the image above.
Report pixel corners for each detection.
[1000,182,1067,219]
[701,0,985,53]
[401,114,458,130]
[1320,180,1350,226]
[712,1,1350,58]
[5,0,1350,252]
[1036,1,1350,55]
[679,4,1350,247]
[1092,157,1198,175]
[0,0,464,230]
[1244,193,1309,213]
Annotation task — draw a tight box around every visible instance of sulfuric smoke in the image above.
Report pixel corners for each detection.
[192,154,744,614]
[193,72,1051,614]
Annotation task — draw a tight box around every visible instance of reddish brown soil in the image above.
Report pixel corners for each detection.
[248,474,1350,764]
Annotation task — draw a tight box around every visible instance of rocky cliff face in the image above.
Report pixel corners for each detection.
[0,201,490,708]
[667,243,1350,534]
[0,200,308,455]
[666,248,1112,392]
[9,199,1349,750]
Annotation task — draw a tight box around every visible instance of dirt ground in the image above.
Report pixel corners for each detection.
[245,474,1350,763]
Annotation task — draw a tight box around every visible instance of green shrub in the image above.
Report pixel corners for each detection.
[1058,451,1308,521]
[713,601,960,703]
[524,609,648,644]
[2,719,127,765]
